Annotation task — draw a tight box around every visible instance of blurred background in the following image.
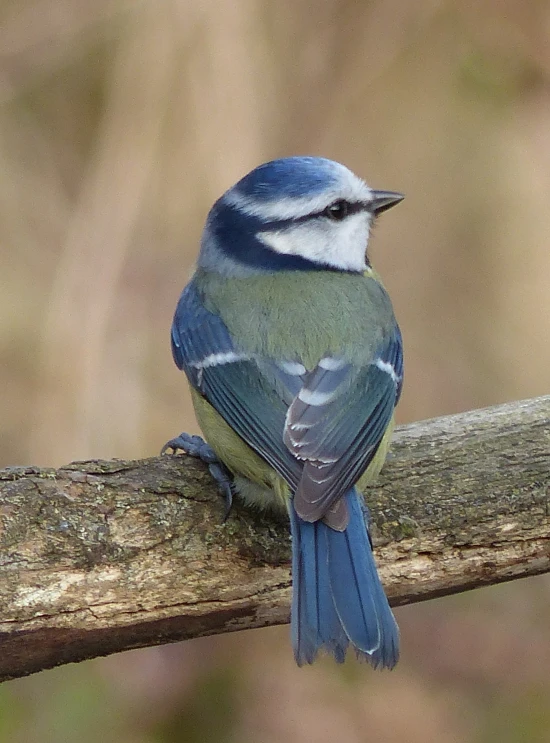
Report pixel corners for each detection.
[1,0,550,740]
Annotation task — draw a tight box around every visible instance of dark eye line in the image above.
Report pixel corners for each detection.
[261,200,369,231]
[285,200,368,225]
[321,199,364,221]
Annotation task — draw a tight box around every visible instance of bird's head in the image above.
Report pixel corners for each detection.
[198,157,403,276]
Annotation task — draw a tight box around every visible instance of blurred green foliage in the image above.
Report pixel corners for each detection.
[153,667,240,743]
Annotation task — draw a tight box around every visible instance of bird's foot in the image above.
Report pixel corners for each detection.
[161,433,234,519]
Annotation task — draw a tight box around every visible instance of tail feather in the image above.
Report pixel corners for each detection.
[326,517,382,656]
[290,508,348,665]
[289,488,399,667]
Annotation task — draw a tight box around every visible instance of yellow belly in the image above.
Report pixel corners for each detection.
[191,388,290,509]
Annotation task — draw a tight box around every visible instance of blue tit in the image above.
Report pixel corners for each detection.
[164,156,404,667]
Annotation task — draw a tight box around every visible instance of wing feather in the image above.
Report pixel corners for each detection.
[288,330,402,528]
[171,281,301,486]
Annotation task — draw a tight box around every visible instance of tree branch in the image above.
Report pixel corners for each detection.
[0,396,548,681]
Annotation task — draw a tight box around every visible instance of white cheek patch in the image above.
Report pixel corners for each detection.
[258,212,371,273]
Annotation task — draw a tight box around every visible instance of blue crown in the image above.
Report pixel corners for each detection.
[231,157,342,200]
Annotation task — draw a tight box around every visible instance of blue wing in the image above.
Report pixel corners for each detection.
[171,280,403,526]
[285,328,402,528]
[171,281,302,487]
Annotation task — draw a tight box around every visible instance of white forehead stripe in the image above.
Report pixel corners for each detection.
[375,358,401,385]
[192,352,247,369]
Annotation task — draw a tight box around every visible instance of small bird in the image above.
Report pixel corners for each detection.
[163,156,404,667]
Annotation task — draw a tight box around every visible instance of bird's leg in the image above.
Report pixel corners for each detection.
[161,433,234,519]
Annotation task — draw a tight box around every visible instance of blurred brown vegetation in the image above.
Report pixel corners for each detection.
[1,0,550,741]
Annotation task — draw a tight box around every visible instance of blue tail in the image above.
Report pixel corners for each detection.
[289,488,399,667]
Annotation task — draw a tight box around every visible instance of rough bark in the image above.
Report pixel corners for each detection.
[0,396,548,681]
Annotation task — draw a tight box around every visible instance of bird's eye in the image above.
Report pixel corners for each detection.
[323,200,350,221]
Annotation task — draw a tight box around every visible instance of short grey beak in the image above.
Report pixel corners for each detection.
[371,190,404,215]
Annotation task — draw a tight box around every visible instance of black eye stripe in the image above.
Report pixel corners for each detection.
[320,200,366,220]
[294,200,367,224]
[259,200,369,230]
[323,199,365,220]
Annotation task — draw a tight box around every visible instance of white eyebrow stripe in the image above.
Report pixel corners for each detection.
[298,388,335,406]
[223,179,373,222]
[375,358,401,385]
[318,357,347,371]
[192,352,247,369]
[225,191,331,221]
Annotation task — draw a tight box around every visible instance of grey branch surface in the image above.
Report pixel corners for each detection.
[0,396,549,682]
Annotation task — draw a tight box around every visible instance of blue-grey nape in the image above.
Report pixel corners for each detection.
[161,433,234,519]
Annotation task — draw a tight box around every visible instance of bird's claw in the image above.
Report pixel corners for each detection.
[161,432,234,518]
[207,461,234,520]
